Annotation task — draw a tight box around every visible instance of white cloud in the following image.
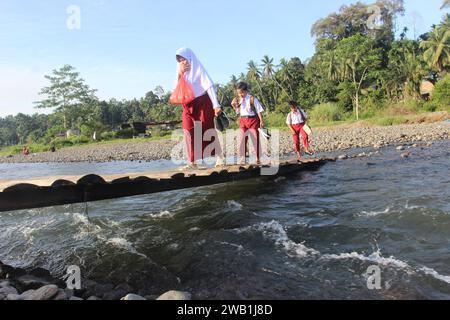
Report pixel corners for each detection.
[0,67,48,117]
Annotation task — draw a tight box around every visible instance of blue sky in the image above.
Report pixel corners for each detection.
[0,0,447,117]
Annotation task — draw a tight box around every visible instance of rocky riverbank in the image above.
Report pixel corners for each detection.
[0,260,191,301]
[1,121,449,164]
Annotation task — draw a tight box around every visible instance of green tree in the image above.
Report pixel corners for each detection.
[334,35,383,119]
[35,65,98,129]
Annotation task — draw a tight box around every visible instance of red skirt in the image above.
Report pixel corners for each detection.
[182,94,219,163]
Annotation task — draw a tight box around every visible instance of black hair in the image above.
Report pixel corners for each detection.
[236,82,249,91]
[289,101,298,108]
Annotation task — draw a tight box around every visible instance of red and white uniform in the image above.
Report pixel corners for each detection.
[238,95,264,160]
[287,108,310,152]
[175,47,222,163]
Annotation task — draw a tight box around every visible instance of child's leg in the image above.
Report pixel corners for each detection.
[248,118,261,161]
[239,119,248,160]
[293,130,301,153]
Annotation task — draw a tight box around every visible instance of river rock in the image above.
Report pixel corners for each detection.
[6,294,23,301]
[87,296,102,300]
[53,289,68,300]
[0,293,5,300]
[0,286,18,295]
[22,284,59,300]
[396,146,405,151]
[0,280,11,288]
[156,291,192,301]
[15,274,51,291]
[69,296,84,301]
[121,294,147,301]
[401,152,411,159]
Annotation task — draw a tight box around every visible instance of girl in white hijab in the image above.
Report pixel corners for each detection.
[174,47,224,169]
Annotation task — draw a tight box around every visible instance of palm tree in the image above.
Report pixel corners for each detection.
[441,0,450,9]
[261,55,275,78]
[420,24,450,74]
[278,59,295,97]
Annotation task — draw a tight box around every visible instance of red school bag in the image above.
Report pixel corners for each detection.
[170,73,196,105]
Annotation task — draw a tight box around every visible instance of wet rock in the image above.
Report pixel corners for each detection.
[102,289,128,301]
[69,296,84,301]
[53,289,68,300]
[0,286,18,295]
[338,155,348,160]
[15,274,51,291]
[401,152,411,159]
[0,293,5,300]
[22,284,59,300]
[87,296,102,300]
[6,294,23,301]
[396,146,405,151]
[156,291,192,301]
[0,280,11,288]
[64,289,74,299]
[121,294,147,301]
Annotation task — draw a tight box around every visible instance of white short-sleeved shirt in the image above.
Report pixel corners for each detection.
[286,109,308,125]
[239,95,264,117]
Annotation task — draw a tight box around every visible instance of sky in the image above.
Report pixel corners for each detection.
[0,0,448,117]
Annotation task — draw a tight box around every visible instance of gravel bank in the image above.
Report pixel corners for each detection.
[1,122,449,164]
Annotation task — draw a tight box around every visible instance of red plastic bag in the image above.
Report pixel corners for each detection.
[170,74,195,105]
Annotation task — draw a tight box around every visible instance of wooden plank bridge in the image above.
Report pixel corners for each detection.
[0,158,335,212]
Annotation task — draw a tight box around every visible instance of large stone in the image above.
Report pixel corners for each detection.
[121,294,147,301]
[0,280,11,288]
[15,274,51,291]
[156,291,192,301]
[87,296,101,300]
[23,285,59,300]
[69,296,84,301]
[53,289,68,300]
[0,293,5,300]
[6,294,23,301]
[0,286,18,295]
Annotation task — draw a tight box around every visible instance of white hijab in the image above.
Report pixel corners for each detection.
[175,47,215,98]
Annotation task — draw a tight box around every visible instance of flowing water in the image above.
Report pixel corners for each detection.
[0,140,449,299]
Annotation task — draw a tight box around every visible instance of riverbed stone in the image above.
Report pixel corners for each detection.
[6,294,23,301]
[69,296,84,301]
[23,284,59,300]
[156,291,192,301]
[53,289,68,300]
[121,294,147,301]
[0,286,18,295]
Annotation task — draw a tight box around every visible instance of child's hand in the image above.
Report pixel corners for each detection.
[214,108,222,117]
[180,63,191,74]
[231,98,239,109]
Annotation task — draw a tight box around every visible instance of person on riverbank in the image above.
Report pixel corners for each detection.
[231,82,265,165]
[22,146,30,156]
[172,47,225,170]
[286,101,313,161]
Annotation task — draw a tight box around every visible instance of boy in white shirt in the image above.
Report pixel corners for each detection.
[286,101,313,161]
[231,82,265,165]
